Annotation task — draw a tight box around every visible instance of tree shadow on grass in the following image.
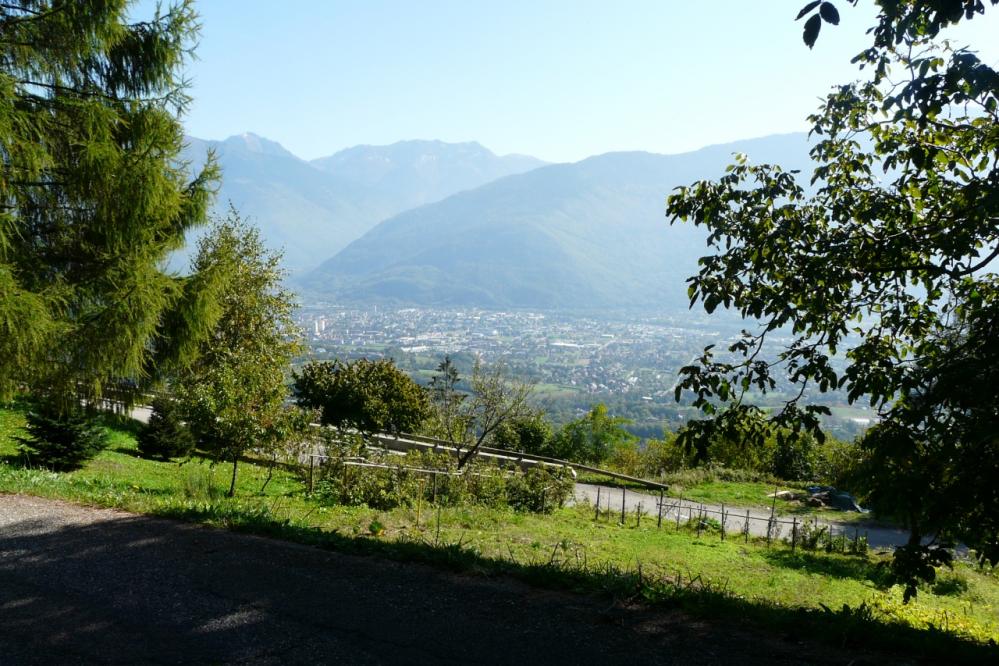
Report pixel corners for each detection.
[94,412,144,438]
[762,549,892,587]
[143,502,995,663]
[1,489,995,663]
[0,452,27,467]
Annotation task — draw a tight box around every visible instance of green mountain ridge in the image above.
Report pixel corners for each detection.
[300,133,813,310]
[179,134,547,273]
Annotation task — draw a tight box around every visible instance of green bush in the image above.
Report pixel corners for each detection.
[17,402,109,471]
[506,466,574,514]
[771,434,816,481]
[812,436,864,487]
[662,463,776,488]
[138,396,195,460]
[313,443,573,514]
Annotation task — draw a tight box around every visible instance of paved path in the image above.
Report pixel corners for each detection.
[1,494,896,665]
[573,483,914,549]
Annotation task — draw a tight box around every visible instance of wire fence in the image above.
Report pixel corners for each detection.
[586,485,870,553]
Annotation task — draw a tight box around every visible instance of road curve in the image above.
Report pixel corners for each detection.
[573,483,914,549]
[1,494,892,665]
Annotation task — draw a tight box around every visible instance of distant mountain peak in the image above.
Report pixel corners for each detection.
[308,139,547,201]
[177,133,548,275]
[221,132,300,160]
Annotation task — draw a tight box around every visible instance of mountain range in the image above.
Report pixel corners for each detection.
[181,131,813,311]
[300,133,813,310]
[180,134,546,272]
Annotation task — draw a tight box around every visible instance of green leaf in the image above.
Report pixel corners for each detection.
[819,2,840,25]
[796,1,821,20]
[803,14,822,48]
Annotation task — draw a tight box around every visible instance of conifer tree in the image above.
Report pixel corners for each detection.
[1,1,221,404]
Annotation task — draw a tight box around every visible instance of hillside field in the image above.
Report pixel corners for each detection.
[1,405,996,659]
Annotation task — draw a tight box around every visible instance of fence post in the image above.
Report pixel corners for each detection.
[595,486,602,521]
[744,509,750,543]
[657,489,664,529]
[696,505,703,537]
[676,494,683,529]
[620,488,626,525]
[541,487,547,514]
[416,478,423,528]
[792,517,798,552]
[720,503,726,541]
[636,502,642,527]
[767,484,779,547]
[432,471,438,505]
[308,455,315,494]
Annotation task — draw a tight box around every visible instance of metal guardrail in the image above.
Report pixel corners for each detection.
[122,399,669,493]
[313,427,668,493]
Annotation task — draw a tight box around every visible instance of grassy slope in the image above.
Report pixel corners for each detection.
[1,406,996,655]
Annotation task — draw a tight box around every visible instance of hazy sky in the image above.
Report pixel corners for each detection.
[135,1,998,163]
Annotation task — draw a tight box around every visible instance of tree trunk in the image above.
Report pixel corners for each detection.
[228,455,239,497]
[260,455,276,493]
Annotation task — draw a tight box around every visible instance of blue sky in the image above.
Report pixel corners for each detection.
[136,1,998,163]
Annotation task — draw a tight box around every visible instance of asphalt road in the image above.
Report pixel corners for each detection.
[572,483,914,549]
[1,494,893,665]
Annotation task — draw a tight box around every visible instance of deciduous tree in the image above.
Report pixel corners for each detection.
[451,359,536,469]
[667,0,998,596]
[294,358,430,435]
[551,403,637,464]
[177,211,301,497]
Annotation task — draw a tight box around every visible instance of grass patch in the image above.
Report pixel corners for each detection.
[1,405,996,660]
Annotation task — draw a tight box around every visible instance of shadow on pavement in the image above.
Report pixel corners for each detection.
[0,499,994,665]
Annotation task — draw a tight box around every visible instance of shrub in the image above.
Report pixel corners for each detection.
[506,466,574,514]
[771,434,816,481]
[492,413,554,456]
[294,358,430,434]
[662,463,776,488]
[638,432,690,479]
[812,436,864,487]
[313,440,573,514]
[138,396,195,460]
[17,402,109,471]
